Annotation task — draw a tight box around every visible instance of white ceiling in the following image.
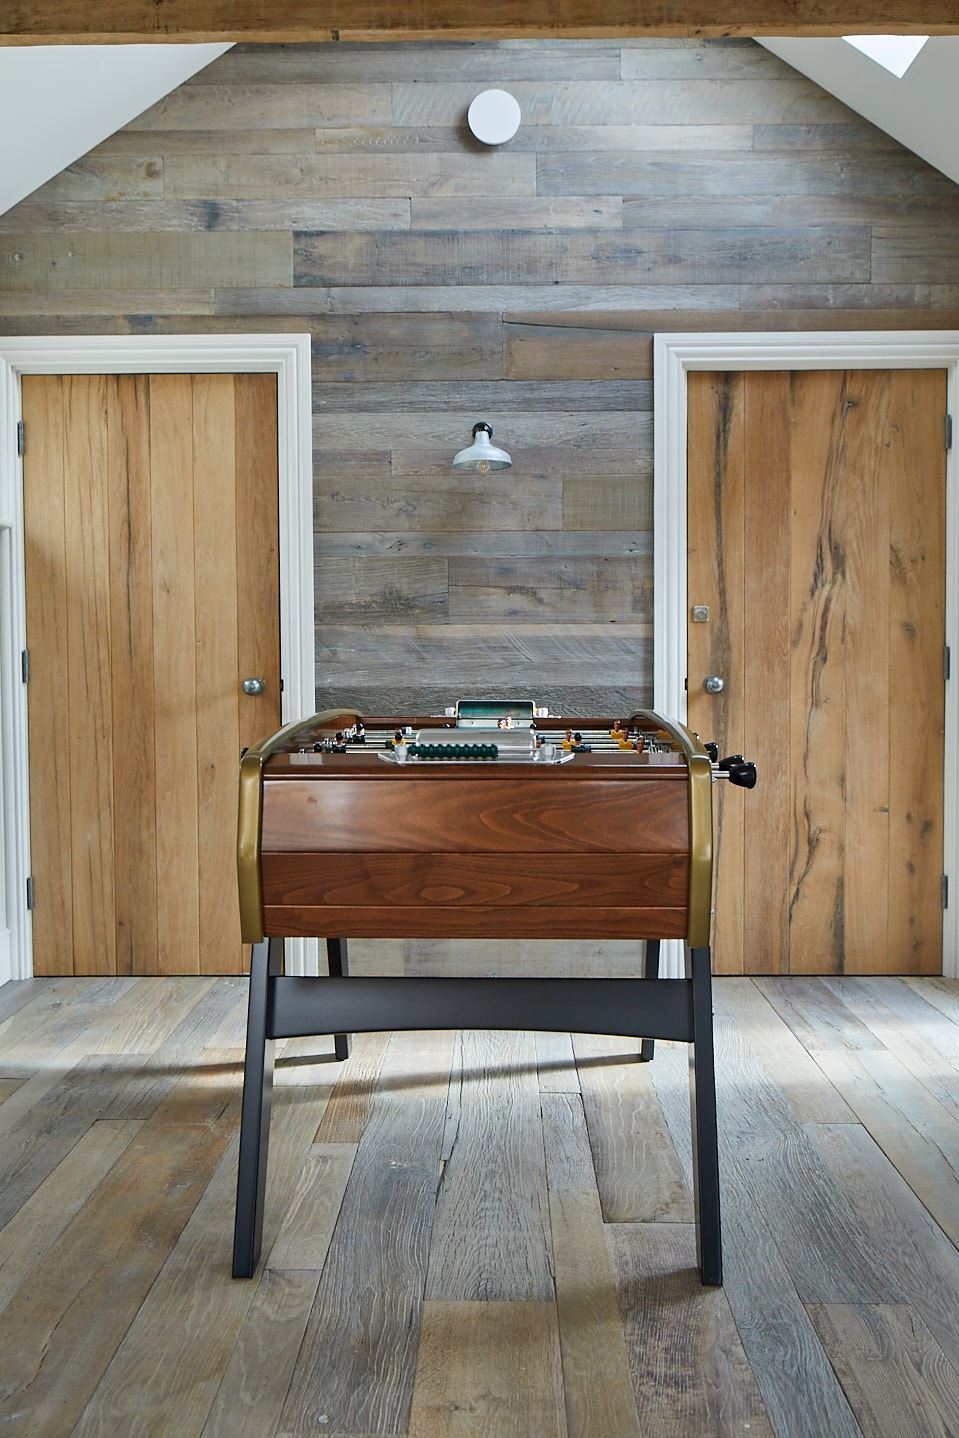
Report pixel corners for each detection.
[0,44,232,216]
[758,37,959,187]
[1,35,957,219]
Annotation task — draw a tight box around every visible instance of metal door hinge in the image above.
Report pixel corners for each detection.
[26,876,34,911]
[16,420,25,456]
[947,414,954,451]
[946,645,951,682]
[21,649,29,683]
[943,875,949,910]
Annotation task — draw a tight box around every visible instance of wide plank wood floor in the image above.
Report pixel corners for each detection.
[2,955,959,1437]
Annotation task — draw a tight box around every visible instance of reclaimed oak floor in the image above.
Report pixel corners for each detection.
[1,954,959,1437]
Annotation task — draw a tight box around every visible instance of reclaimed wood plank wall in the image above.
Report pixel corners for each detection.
[3,38,959,714]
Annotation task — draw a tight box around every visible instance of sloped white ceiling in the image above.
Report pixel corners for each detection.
[759,37,959,187]
[0,44,232,216]
[2,36,957,219]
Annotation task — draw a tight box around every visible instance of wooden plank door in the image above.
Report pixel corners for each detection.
[22,372,281,977]
[687,369,946,976]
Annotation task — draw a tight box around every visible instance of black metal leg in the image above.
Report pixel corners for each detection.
[326,937,351,1061]
[638,938,661,1062]
[687,944,722,1286]
[233,935,282,1279]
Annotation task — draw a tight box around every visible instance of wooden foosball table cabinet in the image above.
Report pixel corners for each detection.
[232,703,755,1288]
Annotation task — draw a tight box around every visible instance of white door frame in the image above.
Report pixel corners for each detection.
[0,333,316,983]
[654,331,959,979]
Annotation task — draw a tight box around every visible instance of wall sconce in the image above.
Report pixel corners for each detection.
[452,422,512,474]
[467,89,522,146]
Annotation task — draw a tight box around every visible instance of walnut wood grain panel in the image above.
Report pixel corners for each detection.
[262,903,688,939]
[2,2,950,44]
[261,851,689,909]
[260,775,689,854]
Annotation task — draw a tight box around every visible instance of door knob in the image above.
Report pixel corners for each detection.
[242,677,265,696]
[703,674,725,694]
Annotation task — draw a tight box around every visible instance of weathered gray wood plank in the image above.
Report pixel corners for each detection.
[293,227,870,286]
[135,82,393,131]
[424,1028,554,1302]
[447,555,652,623]
[806,1302,959,1438]
[0,232,292,290]
[311,380,649,412]
[649,1038,865,1438]
[538,152,958,198]
[0,198,412,232]
[0,1070,239,1437]
[217,282,741,313]
[315,556,449,623]
[70,1083,325,1437]
[573,1031,693,1223]
[200,1269,322,1438]
[314,530,651,559]
[607,1223,775,1438]
[809,1121,959,1380]
[391,78,856,126]
[278,1030,454,1436]
[166,152,535,199]
[407,1301,567,1438]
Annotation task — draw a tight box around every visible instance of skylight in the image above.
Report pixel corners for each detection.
[842,34,929,78]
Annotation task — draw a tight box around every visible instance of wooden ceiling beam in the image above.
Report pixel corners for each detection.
[0,0,955,45]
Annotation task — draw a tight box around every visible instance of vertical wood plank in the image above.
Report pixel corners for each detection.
[193,373,243,975]
[787,370,847,974]
[686,370,745,974]
[843,370,892,973]
[107,374,158,976]
[408,1301,568,1438]
[21,377,73,977]
[235,372,281,753]
[742,371,792,973]
[886,369,945,975]
[64,373,116,976]
[150,374,200,975]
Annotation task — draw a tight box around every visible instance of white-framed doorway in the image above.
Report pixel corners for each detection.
[653,331,959,980]
[0,334,315,983]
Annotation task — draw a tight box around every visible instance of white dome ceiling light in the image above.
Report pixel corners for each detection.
[467,89,522,146]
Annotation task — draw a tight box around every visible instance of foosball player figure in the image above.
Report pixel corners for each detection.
[611,719,632,749]
[349,721,366,743]
[571,731,591,752]
[562,728,574,750]
[331,732,348,753]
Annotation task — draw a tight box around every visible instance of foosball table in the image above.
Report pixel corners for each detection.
[231,700,756,1286]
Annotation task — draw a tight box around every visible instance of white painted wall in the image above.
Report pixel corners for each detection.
[759,37,959,187]
[0,44,232,216]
